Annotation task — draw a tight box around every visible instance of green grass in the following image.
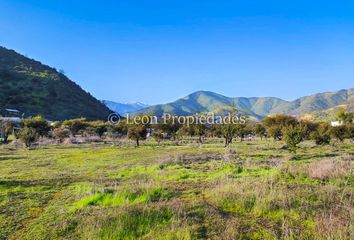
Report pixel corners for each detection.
[0,139,353,239]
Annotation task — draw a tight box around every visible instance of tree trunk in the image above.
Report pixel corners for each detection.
[224,137,228,147]
[136,138,139,147]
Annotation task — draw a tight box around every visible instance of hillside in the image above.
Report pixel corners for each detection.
[0,46,111,120]
[136,89,354,119]
[102,100,149,115]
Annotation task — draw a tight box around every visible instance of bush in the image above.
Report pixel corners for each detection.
[62,118,89,136]
[268,125,283,140]
[17,127,39,148]
[128,124,147,146]
[152,130,164,145]
[254,124,267,140]
[313,125,331,145]
[87,121,107,138]
[53,127,70,143]
[0,120,14,143]
[22,116,50,137]
[283,125,305,153]
[348,124,354,140]
[330,126,348,142]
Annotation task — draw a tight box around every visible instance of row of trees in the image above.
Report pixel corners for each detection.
[0,113,353,149]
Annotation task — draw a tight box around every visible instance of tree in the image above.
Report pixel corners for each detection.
[128,124,147,146]
[220,123,238,147]
[62,118,89,136]
[330,125,348,142]
[262,114,298,128]
[254,124,267,140]
[0,120,14,143]
[313,124,331,145]
[158,117,181,141]
[17,127,39,148]
[53,127,70,143]
[268,125,283,141]
[299,120,319,140]
[176,124,195,138]
[283,125,305,153]
[152,130,164,145]
[220,104,242,147]
[336,108,354,125]
[87,121,107,138]
[22,116,50,137]
[193,123,207,143]
[107,120,128,138]
[348,124,354,140]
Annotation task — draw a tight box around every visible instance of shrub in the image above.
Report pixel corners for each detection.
[283,125,305,153]
[107,121,128,138]
[262,114,298,128]
[152,130,164,145]
[128,124,147,146]
[87,121,107,138]
[53,127,70,143]
[268,125,283,141]
[17,126,39,148]
[330,126,348,142]
[348,124,354,140]
[254,124,267,140]
[62,118,89,136]
[22,116,50,137]
[0,120,14,143]
[313,125,331,145]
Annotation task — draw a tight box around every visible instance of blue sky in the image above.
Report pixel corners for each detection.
[1,0,354,104]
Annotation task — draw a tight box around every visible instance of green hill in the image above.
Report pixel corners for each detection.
[136,89,354,119]
[0,46,111,120]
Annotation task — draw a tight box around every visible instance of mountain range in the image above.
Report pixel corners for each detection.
[1,46,353,121]
[0,46,111,120]
[102,100,149,115]
[135,89,354,119]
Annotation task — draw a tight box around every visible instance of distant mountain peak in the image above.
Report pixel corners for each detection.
[102,100,149,115]
[135,88,354,120]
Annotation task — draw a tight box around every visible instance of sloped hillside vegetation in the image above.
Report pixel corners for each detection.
[0,46,111,120]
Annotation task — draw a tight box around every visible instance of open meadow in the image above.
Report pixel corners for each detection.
[0,139,353,240]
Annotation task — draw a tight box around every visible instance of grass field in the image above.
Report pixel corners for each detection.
[0,139,353,239]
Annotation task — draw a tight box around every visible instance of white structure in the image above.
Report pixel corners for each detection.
[331,120,344,127]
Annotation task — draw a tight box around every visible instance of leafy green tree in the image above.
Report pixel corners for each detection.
[348,124,354,140]
[158,117,181,140]
[22,116,50,137]
[17,127,39,148]
[128,124,147,146]
[330,125,348,142]
[254,124,267,140]
[53,127,70,143]
[176,124,195,138]
[262,114,298,128]
[268,125,283,141]
[107,120,128,138]
[193,123,207,143]
[87,121,108,138]
[298,120,319,140]
[62,118,89,136]
[0,120,14,143]
[336,108,354,125]
[313,124,331,145]
[220,124,238,147]
[152,130,164,145]
[283,125,305,153]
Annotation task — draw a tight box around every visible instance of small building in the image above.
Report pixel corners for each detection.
[0,109,22,123]
[331,120,344,127]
